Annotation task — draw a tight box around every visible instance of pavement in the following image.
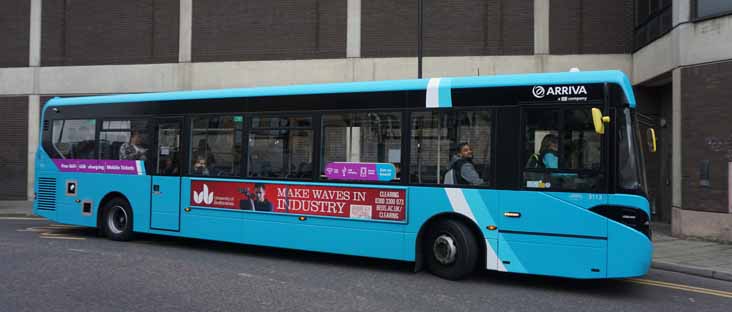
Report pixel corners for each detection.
[0,200,34,217]
[651,222,732,282]
[2,200,731,282]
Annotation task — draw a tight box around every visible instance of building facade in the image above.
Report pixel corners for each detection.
[0,0,730,241]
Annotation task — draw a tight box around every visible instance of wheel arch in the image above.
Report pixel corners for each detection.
[414,212,486,272]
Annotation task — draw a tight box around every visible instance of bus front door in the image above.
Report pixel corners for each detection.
[150,119,182,231]
[497,191,608,278]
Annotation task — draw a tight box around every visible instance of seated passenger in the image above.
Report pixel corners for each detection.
[192,155,210,176]
[444,143,485,185]
[161,158,179,175]
[119,131,148,160]
[196,139,217,168]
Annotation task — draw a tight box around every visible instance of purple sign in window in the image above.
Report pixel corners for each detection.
[324,162,396,181]
[53,159,145,175]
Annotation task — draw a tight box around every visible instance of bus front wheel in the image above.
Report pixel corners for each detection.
[424,219,479,280]
[102,198,134,241]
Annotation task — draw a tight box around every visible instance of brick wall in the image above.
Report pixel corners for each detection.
[550,0,633,54]
[0,97,28,199]
[0,0,30,67]
[362,0,533,57]
[192,0,346,62]
[682,61,732,213]
[42,0,179,66]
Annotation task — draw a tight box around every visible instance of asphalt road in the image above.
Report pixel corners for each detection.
[1,217,731,312]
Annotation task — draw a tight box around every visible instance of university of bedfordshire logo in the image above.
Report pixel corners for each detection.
[532,86,546,98]
[193,184,214,205]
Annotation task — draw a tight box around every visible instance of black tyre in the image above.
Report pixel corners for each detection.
[424,219,479,280]
[102,198,134,241]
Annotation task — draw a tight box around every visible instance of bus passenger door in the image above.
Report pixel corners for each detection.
[150,119,183,231]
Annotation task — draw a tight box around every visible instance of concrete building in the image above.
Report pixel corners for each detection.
[0,0,730,241]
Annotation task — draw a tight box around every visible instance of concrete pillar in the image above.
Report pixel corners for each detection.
[29,0,41,67]
[27,95,40,200]
[179,0,193,63]
[672,68,682,210]
[534,0,550,55]
[347,0,361,58]
[673,0,691,25]
[28,0,42,200]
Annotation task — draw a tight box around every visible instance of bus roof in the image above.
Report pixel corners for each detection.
[46,70,636,108]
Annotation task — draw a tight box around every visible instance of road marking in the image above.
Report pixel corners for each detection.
[49,224,75,228]
[18,226,75,232]
[627,278,732,299]
[17,225,87,240]
[0,217,45,221]
[40,235,86,240]
[237,273,288,285]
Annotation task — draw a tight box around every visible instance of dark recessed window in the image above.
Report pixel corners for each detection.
[694,0,732,20]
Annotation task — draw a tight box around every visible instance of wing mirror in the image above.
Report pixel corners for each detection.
[647,128,657,153]
[591,108,611,135]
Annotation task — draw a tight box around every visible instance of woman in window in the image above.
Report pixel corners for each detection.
[527,134,559,169]
[539,134,559,169]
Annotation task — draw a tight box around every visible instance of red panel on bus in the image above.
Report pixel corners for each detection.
[190,180,406,222]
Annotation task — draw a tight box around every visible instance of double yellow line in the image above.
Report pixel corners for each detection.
[626,278,732,299]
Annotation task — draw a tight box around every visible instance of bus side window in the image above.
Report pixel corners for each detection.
[247,115,312,179]
[410,111,492,186]
[99,120,153,173]
[321,112,402,182]
[191,116,243,177]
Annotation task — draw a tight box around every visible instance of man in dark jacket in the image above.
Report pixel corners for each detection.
[240,183,273,211]
[445,143,485,185]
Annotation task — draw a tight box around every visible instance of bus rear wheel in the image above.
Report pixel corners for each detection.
[102,198,134,241]
[424,219,479,280]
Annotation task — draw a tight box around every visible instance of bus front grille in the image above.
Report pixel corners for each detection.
[37,177,57,210]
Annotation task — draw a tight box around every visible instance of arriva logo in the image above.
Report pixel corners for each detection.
[532,86,546,98]
[532,85,587,98]
[193,184,214,205]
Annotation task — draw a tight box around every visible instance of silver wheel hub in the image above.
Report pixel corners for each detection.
[433,234,457,265]
[107,205,127,235]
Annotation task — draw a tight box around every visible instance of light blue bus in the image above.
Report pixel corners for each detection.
[34,70,653,280]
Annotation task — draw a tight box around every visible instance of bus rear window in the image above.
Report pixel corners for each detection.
[52,119,96,159]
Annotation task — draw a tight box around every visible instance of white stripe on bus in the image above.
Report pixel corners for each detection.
[426,78,442,108]
[444,188,505,271]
